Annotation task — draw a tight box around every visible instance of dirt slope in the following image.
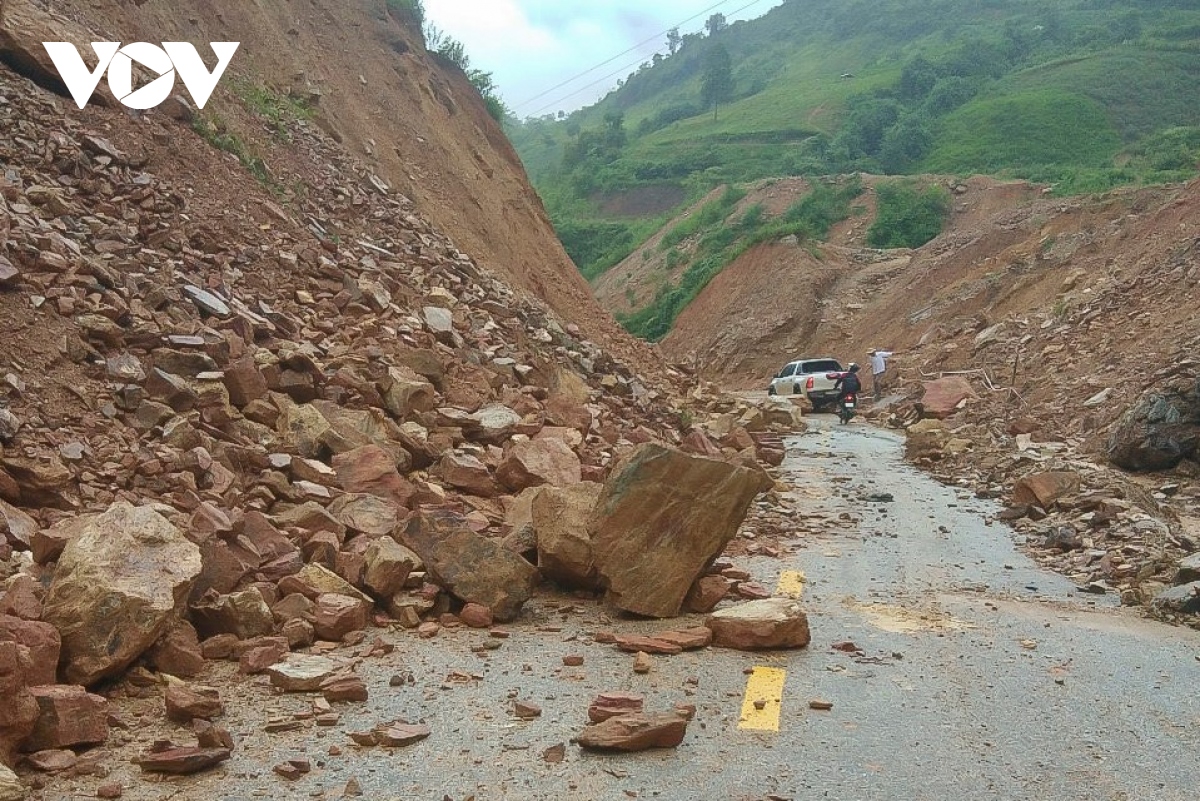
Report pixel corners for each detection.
[661,172,1200,448]
[0,0,656,370]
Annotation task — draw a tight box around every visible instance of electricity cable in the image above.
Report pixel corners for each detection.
[512,0,739,113]
[522,0,773,117]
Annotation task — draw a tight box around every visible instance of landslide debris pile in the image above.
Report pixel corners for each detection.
[0,62,807,789]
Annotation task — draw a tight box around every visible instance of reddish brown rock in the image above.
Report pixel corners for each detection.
[190,587,275,640]
[613,635,683,655]
[363,538,421,598]
[320,674,368,703]
[238,634,291,673]
[680,429,724,458]
[1012,471,1081,511]
[378,366,437,421]
[137,745,231,774]
[919,376,977,419]
[496,438,582,492]
[330,494,401,537]
[29,513,94,565]
[530,482,604,590]
[191,538,260,601]
[577,712,688,751]
[374,723,431,747]
[147,621,205,679]
[222,357,269,407]
[0,499,36,552]
[0,576,42,621]
[654,627,713,651]
[0,617,60,686]
[513,700,541,720]
[193,719,235,750]
[0,642,38,765]
[281,618,316,649]
[42,503,202,686]
[199,634,239,661]
[313,594,369,642]
[164,682,223,722]
[590,444,768,618]
[706,598,811,650]
[1,455,72,508]
[96,781,123,798]
[400,509,538,622]
[458,603,493,629]
[333,446,416,509]
[587,692,644,723]
[433,451,498,497]
[684,575,731,614]
[22,685,109,752]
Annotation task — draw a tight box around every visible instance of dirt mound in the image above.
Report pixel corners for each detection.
[0,0,658,373]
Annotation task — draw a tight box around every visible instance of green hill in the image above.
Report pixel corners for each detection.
[508,0,1200,332]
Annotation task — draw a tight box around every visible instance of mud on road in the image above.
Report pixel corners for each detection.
[41,419,1200,801]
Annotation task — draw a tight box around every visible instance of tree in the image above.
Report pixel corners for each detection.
[666,27,681,54]
[701,43,734,121]
[705,13,728,37]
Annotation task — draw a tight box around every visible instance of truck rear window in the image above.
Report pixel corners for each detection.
[802,360,843,373]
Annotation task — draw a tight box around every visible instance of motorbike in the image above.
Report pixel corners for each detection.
[837,392,857,424]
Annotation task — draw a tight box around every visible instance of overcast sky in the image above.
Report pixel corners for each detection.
[422,0,783,118]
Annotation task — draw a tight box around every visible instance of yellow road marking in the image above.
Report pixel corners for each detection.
[738,667,787,731]
[776,570,806,599]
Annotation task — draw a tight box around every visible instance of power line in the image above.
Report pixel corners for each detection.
[523,0,774,118]
[512,0,738,113]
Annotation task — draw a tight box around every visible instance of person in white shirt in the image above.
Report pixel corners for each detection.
[867,348,893,400]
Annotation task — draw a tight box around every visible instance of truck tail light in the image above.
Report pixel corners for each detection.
[806,376,815,390]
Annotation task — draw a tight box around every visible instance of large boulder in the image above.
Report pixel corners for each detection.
[496,438,582,492]
[706,598,811,650]
[918,376,976,420]
[21,685,109,752]
[1107,377,1200,471]
[530,483,604,589]
[1150,581,1200,616]
[363,538,421,598]
[1012,471,1080,511]
[590,444,768,618]
[904,419,950,461]
[400,509,539,621]
[42,503,202,686]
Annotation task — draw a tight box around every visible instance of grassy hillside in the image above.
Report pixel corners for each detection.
[507,0,1200,336]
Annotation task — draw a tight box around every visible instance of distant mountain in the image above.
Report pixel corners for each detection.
[509,0,1200,304]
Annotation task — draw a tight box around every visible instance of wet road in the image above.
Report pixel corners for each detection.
[75,418,1200,801]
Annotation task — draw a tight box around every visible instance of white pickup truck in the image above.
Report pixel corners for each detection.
[766,357,846,411]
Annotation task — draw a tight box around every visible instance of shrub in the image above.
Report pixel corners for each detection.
[867,181,951,249]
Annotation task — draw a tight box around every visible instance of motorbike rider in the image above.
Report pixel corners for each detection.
[834,363,862,400]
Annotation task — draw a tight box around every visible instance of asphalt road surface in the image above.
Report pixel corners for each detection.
[72,417,1200,801]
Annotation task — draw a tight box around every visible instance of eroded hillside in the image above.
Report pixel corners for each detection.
[0,0,656,370]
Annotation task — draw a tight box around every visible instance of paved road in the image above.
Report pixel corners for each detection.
[79,418,1200,801]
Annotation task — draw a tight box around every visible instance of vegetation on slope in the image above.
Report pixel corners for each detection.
[509,0,1200,296]
[620,178,864,341]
